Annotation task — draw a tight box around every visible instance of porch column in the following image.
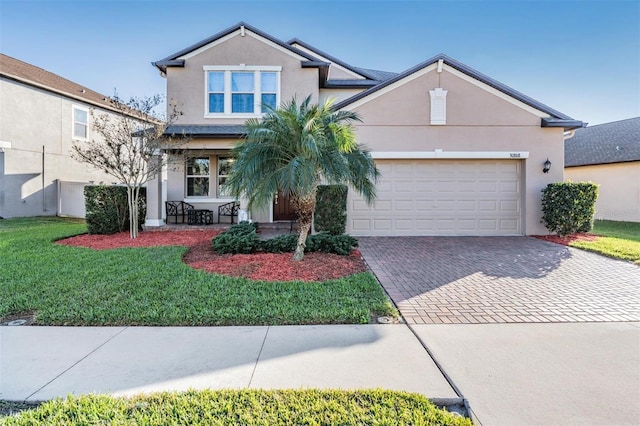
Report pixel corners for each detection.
[145,155,164,227]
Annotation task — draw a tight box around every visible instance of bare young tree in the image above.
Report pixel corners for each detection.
[72,94,186,238]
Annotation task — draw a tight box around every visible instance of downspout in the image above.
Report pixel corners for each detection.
[563,129,576,140]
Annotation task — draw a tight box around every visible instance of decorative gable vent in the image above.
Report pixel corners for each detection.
[429,88,448,125]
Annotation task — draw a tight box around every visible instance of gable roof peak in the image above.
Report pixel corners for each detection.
[152,22,317,72]
[333,52,583,129]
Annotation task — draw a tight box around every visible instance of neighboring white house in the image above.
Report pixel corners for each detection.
[0,54,134,218]
[565,117,640,222]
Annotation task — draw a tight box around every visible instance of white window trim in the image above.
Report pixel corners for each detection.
[203,66,282,118]
[185,156,211,198]
[72,105,89,141]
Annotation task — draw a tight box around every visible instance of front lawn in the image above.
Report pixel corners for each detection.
[570,220,640,264]
[0,217,395,326]
[0,390,471,425]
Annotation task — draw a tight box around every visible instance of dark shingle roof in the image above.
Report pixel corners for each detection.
[565,117,640,167]
[353,67,398,82]
[1,53,114,111]
[333,53,584,129]
[164,125,246,138]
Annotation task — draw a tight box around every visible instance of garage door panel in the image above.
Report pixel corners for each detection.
[348,159,522,236]
[500,200,519,212]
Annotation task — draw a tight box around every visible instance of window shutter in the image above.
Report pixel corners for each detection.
[429,88,447,125]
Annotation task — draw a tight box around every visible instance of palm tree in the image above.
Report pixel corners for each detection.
[225,95,379,261]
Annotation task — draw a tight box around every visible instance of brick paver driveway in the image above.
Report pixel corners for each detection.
[358,237,640,324]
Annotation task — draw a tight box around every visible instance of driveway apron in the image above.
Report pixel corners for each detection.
[358,236,640,324]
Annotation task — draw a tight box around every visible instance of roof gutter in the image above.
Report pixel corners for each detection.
[541,117,585,130]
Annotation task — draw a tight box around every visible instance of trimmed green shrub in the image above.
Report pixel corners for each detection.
[541,182,599,236]
[212,221,261,254]
[213,223,359,256]
[307,232,358,255]
[314,185,348,235]
[262,234,298,253]
[84,185,146,235]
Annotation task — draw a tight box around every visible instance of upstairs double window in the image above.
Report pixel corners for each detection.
[205,66,281,117]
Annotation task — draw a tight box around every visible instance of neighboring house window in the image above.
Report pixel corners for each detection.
[73,106,89,139]
[186,156,234,198]
[204,66,281,116]
[186,157,210,197]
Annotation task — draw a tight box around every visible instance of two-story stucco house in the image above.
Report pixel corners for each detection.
[0,54,135,219]
[146,22,583,236]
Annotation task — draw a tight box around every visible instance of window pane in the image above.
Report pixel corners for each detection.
[261,94,276,112]
[232,94,254,113]
[74,108,87,123]
[187,177,209,197]
[218,157,234,176]
[186,157,209,175]
[208,72,224,92]
[218,177,230,197]
[74,123,87,139]
[231,72,254,92]
[261,72,277,92]
[209,93,224,113]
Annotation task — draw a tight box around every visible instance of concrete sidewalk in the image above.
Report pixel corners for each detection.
[412,322,640,426]
[0,324,457,401]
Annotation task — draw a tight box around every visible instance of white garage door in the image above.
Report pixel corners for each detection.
[347,159,522,236]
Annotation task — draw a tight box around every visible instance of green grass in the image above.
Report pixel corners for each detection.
[0,217,396,326]
[0,390,471,425]
[569,220,640,264]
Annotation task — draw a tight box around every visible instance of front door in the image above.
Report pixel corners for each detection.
[273,191,296,221]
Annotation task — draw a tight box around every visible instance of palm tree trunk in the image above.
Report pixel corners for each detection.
[292,191,316,261]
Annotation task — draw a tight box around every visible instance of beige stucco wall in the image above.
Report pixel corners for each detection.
[0,77,117,218]
[565,162,640,222]
[344,65,565,235]
[166,32,320,125]
[319,88,365,105]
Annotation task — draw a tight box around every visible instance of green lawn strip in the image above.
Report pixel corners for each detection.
[592,220,640,241]
[0,389,471,425]
[568,220,640,264]
[0,217,395,326]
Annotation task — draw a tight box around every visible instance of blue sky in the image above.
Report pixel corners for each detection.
[1,0,638,125]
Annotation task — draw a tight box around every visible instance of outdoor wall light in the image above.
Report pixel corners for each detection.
[543,158,552,173]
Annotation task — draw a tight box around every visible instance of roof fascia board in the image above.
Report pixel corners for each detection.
[290,40,367,80]
[323,81,378,89]
[542,117,585,130]
[444,64,548,118]
[154,22,316,68]
[179,28,312,63]
[441,55,577,120]
[336,63,438,110]
[335,53,580,125]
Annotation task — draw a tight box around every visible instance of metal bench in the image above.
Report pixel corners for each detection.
[218,201,240,224]
[165,201,194,224]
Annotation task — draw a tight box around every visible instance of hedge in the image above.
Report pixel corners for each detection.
[212,222,358,256]
[541,182,598,236]
[314,185,348,235]
[84,185,146,235]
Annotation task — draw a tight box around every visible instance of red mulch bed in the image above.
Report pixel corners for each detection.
[57,230,367,282]
[532,233,599,246]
